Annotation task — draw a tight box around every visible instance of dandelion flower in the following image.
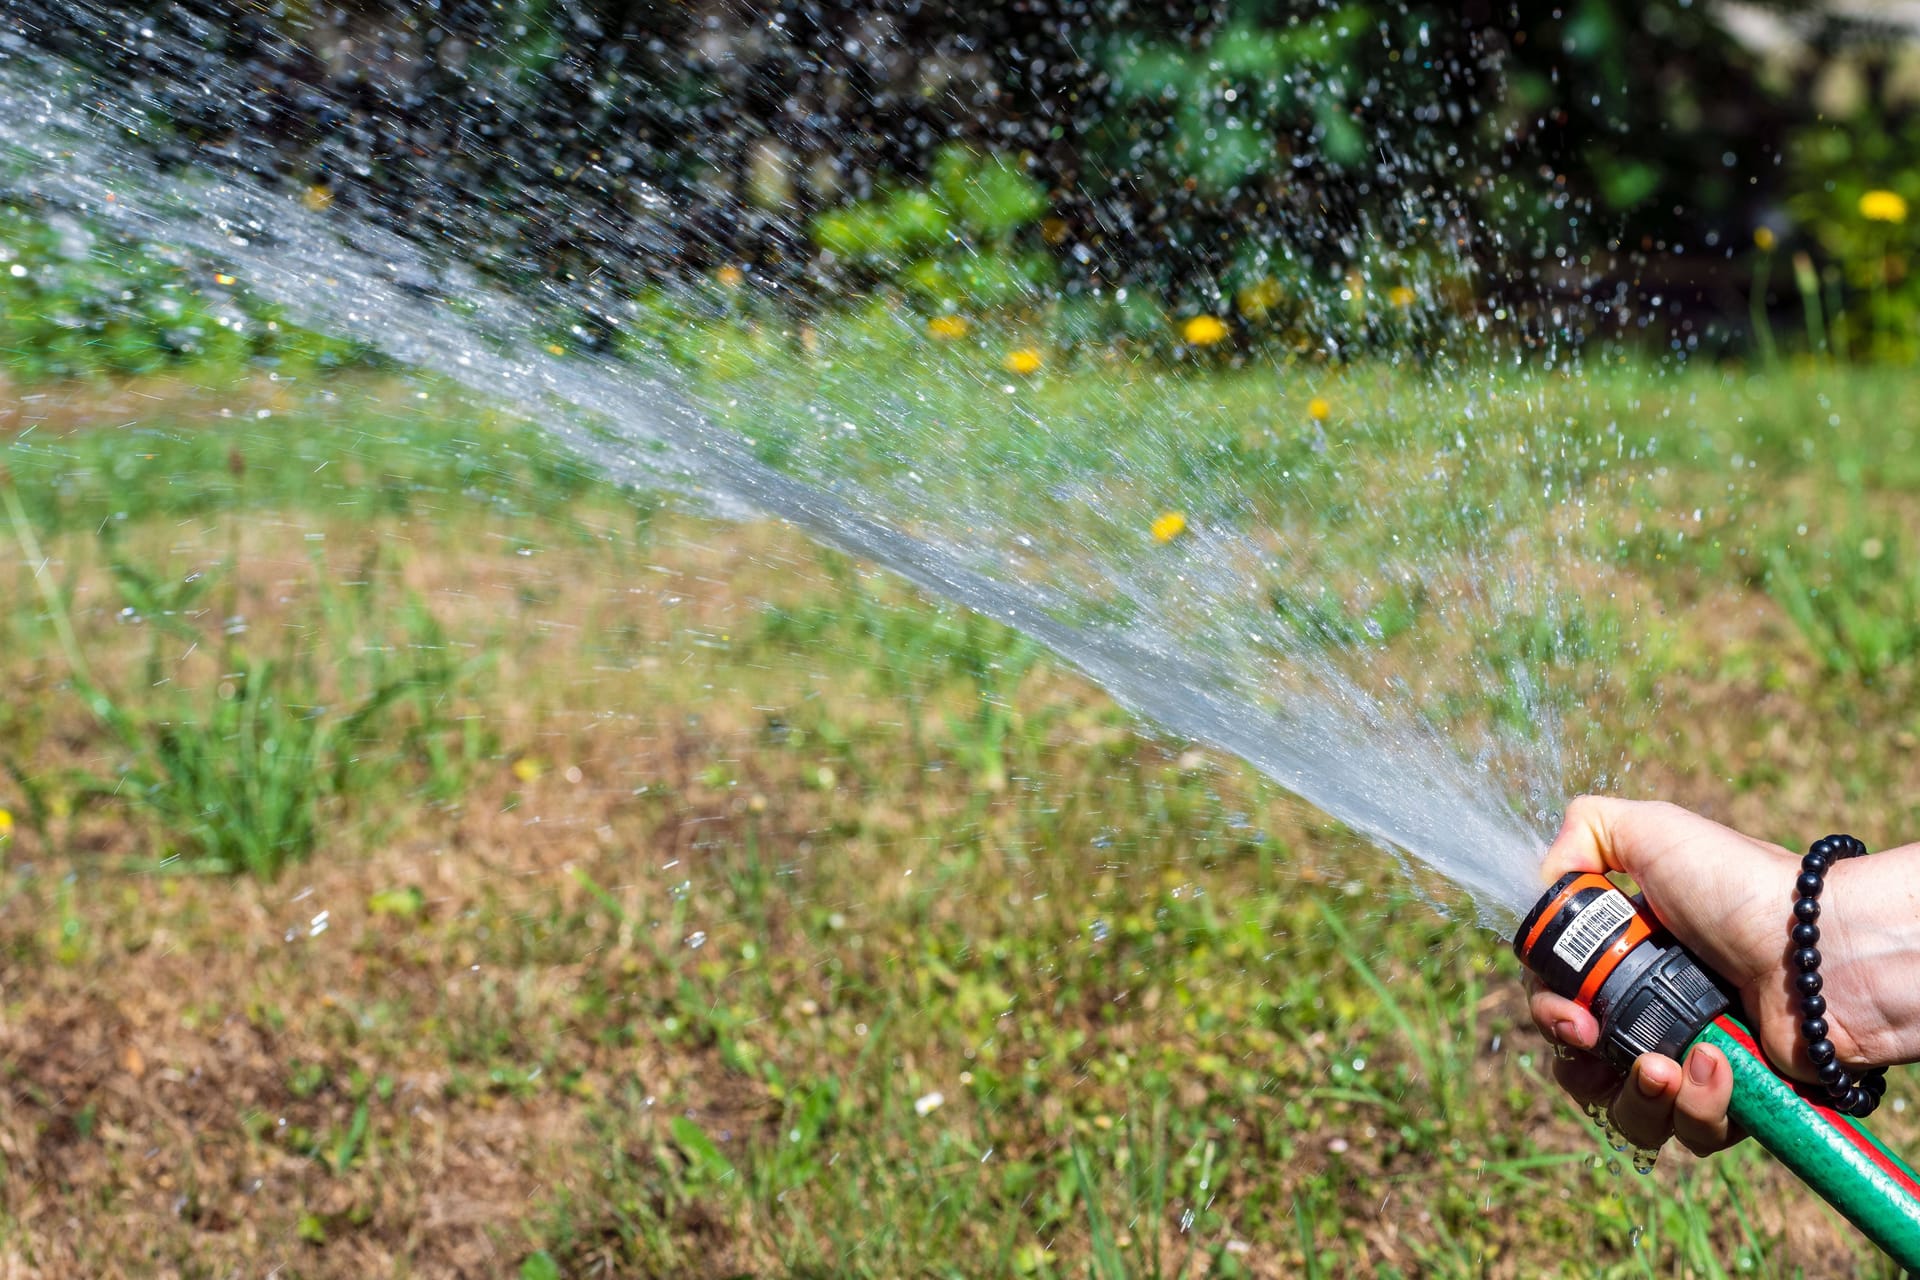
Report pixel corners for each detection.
[1388,286,1417,308]
[1003,347,1043,376]
[1151,511,1187,543]
[545,343,565,356]
[512,758,544,783]
[1307,396,1331,422]
[927,314,970,340]
[0,808,12,839]
[1860,190,1909,224]
[1182,315,1229,346]
[302,185,333,212]
[214,273,236,286]
[1753,226,1777,252]
[716,265,745,288]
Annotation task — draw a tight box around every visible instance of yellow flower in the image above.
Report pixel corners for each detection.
[1235,278,1283,319]
[1307,396,1331,421]
[927,314,970,340]
[1860,190,1909,224]
[1182,315,1230,346]
[716,265,745,288]
[1002,347,1043,375]
[302,185,333,212]
[1753,226,1777,252]
[545,343,565,356]
[0,808,12,839]
[511,758,544,783]
[1388,286,1417,308]
[1150,511,1187,543]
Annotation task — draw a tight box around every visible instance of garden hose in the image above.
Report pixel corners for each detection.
[1515,872,1920,1269]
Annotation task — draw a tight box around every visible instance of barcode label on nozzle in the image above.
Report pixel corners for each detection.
[1552,891,1636,971]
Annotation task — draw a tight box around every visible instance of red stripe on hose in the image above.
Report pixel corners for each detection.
[1713,1015,1920,1201]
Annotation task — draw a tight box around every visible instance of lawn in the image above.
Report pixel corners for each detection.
[2,356,1919,1278]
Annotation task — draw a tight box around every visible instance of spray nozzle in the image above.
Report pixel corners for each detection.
[1513,872,1730,1070]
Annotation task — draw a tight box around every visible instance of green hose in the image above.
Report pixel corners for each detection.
[1695,1014,1920,1269]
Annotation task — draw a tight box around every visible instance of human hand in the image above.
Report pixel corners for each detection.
[1526,797,1808,1155]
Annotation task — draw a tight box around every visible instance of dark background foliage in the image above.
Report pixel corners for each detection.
[3,1,1913,347]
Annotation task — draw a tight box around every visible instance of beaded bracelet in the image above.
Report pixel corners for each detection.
[1794,834,1887,1118]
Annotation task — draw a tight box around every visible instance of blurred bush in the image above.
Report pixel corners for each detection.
[1781,114,1920,361]
[810,146,1054,311]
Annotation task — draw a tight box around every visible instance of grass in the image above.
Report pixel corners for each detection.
[0,356,1918,1277]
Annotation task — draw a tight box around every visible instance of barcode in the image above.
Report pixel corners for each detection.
[1551,891,1635,971]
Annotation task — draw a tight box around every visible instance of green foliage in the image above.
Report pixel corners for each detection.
[1766,526,1920,684]
[809,144,1051,310]
[1102,7,1372,191]
[1782,116,1920,360]
[2,503,484,877]
[0,203,374,380]
[90,653,408,877]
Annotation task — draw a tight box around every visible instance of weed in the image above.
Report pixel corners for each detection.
[1767,524,1920,682]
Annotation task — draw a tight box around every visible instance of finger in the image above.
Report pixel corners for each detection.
[1672,1044,1739,1156]
[1529,988,1601,1053]
[1609,1054,1682,1149]
[1553,1052,1622,1106]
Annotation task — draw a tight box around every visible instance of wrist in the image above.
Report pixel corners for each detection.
[1821,848,1920,1066]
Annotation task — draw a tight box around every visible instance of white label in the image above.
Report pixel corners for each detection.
[1551,891,1636,971]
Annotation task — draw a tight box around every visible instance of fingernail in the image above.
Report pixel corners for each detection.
[1687,1048,1715,1085]
[1637,1059,1676,1096]
[1551,1020,1577,1045]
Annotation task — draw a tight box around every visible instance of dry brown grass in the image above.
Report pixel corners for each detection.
[2,374,1919,1277]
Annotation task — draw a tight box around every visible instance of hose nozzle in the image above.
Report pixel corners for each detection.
[1513,871,1729,1070]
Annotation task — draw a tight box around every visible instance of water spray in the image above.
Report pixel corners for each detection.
[1515,872,1920,1267]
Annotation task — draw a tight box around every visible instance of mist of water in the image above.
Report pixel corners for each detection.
[0,46,1614,928]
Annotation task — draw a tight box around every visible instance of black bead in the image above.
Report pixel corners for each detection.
[1795,971,1824,997]
[1802,1017,1830,1041]
[1794,897,1822,922]
[1866,1072,1889,1095]
[1808,1038,1837,1065]
[1793,946,1822,972]
[1803,851,1831,874]
[1818,1059,1846,1085]
[1795,871,1825,898]
[1791,922,1820,947]
[1849,1087,1871,1114]
[1802,993,1827,1018]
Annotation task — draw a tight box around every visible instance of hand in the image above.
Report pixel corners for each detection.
[1527,797,1808,1156]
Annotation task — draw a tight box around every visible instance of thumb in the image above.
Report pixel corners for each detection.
[1541,795,1637,883]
